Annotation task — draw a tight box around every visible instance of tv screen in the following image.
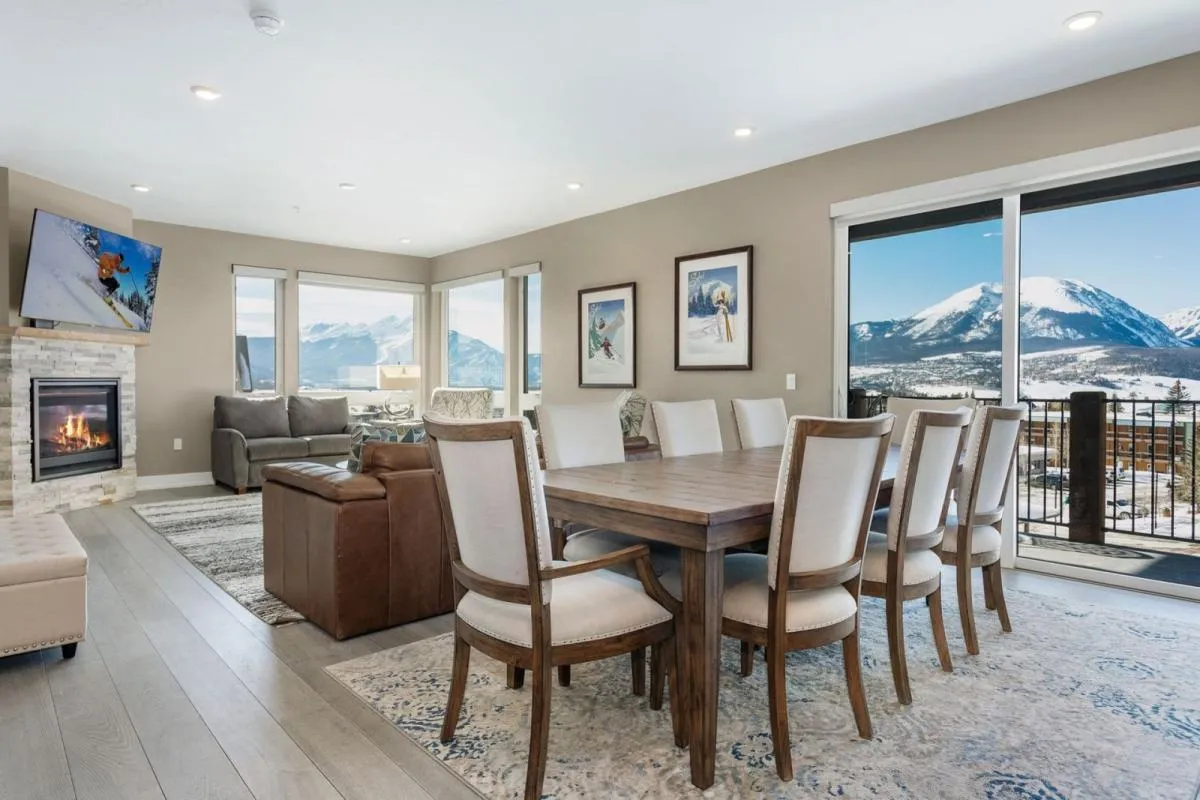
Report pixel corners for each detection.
[20,209,162,332]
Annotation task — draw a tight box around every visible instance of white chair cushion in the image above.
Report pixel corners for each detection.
[537,401,625,469]
[732,398,788,449]
[562,530,679,577]
[455,567,672,648]
[862,538,943,586]
[0,514,87,588]
[651,400,723,458]
[942,518,1002,555]
[660,553,857,633]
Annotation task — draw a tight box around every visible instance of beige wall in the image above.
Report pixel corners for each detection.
[0,169,8,318]
[6,170,133,326]
[430,53,1200,448]
[132,221,430,476]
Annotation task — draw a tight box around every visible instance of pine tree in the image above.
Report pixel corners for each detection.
[144,261,158,307]
[1166,380,1191,404]
[1174,429,1199,509]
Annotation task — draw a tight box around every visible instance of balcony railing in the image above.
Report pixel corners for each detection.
[849,390,1200,543]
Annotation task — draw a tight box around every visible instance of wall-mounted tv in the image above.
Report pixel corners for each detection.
[20,209,162,332]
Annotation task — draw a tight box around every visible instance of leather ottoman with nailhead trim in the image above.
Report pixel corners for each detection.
[0,514,87,660]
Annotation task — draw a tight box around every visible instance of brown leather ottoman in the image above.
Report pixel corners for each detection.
[262,443,453,639]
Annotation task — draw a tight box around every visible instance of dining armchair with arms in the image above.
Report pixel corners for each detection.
[424,415,683,800]
[650,399,723,458]
[732,397,788,449]
[940,404,1025,654]
[862,407,972,704]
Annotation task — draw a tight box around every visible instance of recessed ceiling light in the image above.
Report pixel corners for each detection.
[338,183,357,191]
[734,127,755,138]
[130,184,151,193]
[190,85,221,101]
[1064,11,1102,31]
[566,182,583,191]
[399,238,412,244]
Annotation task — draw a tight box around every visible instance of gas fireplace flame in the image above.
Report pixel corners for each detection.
[55,413,109,451]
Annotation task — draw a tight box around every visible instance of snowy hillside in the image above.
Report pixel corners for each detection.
[1163,306,1200,345]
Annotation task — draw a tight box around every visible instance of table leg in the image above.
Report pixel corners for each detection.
[681,547,724,790]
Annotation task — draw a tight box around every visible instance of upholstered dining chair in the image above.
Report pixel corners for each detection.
[732,397,788,448]
[939,404,1025,655]
[885,396,976,449]
[650,399,723,458]
[425,415,683,800]
[861,407,972,705]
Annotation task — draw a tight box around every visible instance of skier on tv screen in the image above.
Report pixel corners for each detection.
[97,251,129,298]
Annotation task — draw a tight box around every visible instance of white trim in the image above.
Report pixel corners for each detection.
[1015,556,1200,602]
[296,271,425,294]
[830,125,1200,223]
[831,221,850,417]
[1000,195,1021,568]
[137,472,215,492]
[505,261,541,278]
[431,270,504,292]
[232,264,288,279]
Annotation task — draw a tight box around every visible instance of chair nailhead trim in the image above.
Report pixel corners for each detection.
[1,635,83,656]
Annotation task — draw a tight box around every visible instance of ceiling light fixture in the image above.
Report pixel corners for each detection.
[338,183,357,191]
[1064,11,1102,31]
[190,85,221,101]
[566,182,583,190]
[400,238,412,244]
[130,184,151,193]
[734,127,755,138]
[250,6,285,36]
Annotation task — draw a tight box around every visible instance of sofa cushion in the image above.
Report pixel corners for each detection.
[303,433,352,457]
[0,514,88,588]
[246,436,309,461]
[289,395,349,437]
[262,462,386,502]
[214,395,290,439]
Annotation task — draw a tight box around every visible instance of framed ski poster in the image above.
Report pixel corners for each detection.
[578,282,636,388]
[674,245,753,370]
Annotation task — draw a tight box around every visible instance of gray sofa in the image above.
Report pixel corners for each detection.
[211,395,352,493]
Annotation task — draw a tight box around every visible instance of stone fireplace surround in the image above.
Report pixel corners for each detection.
[0,327,139,516]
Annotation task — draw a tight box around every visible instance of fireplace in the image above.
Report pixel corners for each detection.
[31,378,122,482]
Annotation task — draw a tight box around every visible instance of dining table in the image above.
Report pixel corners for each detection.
[541,444,906,790]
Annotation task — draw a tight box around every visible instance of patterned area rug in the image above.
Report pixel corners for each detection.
[133,494,303,625]
[326,587,1200,799]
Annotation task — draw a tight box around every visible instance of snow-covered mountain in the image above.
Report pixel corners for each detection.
[852,277,1187,362]
[1163,306,1200,345]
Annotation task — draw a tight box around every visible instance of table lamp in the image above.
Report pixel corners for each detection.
[377,365,422,416]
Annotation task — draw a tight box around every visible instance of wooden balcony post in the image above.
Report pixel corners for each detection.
[1069,391,1107,545]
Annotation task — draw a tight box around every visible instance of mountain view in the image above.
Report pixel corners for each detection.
[851,277,1200,399]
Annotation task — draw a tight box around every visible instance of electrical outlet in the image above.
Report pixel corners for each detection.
[785,373,797,391]
[173,438,183,451]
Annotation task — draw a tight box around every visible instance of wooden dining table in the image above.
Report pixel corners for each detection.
[542,444,906,790]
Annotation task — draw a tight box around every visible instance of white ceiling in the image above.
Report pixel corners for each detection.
[2,1,1199,258]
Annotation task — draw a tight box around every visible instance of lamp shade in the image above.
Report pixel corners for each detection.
[377,364,421,391]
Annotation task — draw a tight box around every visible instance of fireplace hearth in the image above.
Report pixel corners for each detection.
[31,378,122,482]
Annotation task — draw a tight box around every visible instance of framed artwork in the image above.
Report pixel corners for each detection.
[675,245,753,370]
[578,282,637,388]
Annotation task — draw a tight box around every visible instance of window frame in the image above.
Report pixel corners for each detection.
[232,265,285,395]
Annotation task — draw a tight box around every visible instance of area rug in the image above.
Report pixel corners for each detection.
[326,588,1200,799]
[133,494,303,625]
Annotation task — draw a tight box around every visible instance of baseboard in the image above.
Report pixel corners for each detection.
[136,472,215,491]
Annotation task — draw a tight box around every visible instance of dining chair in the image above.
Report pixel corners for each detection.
[732,397,788,448]
[425,415,684,800]
[860,407,972,705]
[938,404,1025,655]
[885,396,977,448]
[650,399,723,458]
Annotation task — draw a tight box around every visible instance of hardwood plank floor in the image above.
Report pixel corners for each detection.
[0,485,1194,799]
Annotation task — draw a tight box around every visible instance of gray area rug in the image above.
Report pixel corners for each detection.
[327,587,1200,799]
[133,494,303,625]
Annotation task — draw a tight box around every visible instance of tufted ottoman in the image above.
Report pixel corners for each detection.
[0,514,87,660]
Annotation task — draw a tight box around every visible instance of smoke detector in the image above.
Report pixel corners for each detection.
[250,7,285,36]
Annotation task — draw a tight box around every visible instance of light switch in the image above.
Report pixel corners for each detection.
[173,438,183,451]
[785,373,797,391]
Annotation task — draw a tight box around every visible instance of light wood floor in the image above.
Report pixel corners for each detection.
[1,486,1197,800]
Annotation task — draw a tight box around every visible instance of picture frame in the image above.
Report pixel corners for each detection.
[674,245,753,370]
[578,282,637,388]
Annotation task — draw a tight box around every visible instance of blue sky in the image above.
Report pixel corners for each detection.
[850,185,1200,322]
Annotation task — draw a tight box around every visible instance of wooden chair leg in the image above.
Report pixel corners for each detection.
[739,641,755,677]
[987,563,1013,633]
[885,592,911,705]
[665,639,685,747]
[631,648,646,696]
[842,624,873,740]
[927,586,954,673]
[982,564,996,610]
[557,665,571,687]
[551,521,566,561]
[956,558,980,655]
[649,643,664,710]
[440,635,471,742]
[524,653,553,800]
[507,665,525,690]
[766,643,793,781]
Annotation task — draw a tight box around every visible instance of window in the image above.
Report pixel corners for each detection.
[446,278,506,413]
[523,272,542,395]
[234,272,282,393]
[297,276,421,392]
